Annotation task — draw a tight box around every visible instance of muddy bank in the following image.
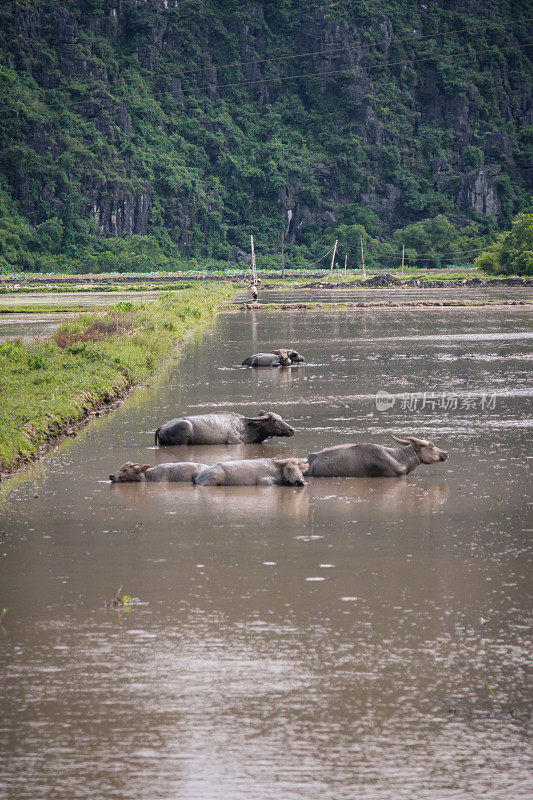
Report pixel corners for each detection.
[0,287,233,479]
[1,381,135,480]
[238,299,531,311]
[291,274,531,289]
[1,272,530,289]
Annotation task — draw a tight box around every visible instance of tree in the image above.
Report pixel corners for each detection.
[475,212,533,276]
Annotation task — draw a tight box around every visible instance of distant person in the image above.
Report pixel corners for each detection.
[252,285,258,301]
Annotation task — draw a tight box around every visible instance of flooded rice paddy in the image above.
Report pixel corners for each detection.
[257,284,532,304]
[0,312,88,342]
[0,305,531,799]
[0,290,168,308]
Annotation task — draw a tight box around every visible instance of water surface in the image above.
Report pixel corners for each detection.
[0,313,87,342]
[0,305,531,799]
[0,290,172,308]
[256,284,532,304]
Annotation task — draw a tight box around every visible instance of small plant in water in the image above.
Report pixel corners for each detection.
[0,607,8,635]
[485,679,504,711]
[105,585,133,608]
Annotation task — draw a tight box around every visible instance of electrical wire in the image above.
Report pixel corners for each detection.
[39,40,533,108]
[180,41,533,94]
[336,245,487,261]
[11,16,533,78]
[305,244,337,266]
[150,16,533,77]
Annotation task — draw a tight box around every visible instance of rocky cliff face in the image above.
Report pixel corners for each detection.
[0,0,530,257]
[458,167,502,216]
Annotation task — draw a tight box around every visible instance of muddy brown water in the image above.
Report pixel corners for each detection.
[0,313,88,342]
[0,290,170,308]
[255,285,532,304]
[0,306,531,799]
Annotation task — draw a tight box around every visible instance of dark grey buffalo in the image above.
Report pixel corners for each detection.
[194,457,309,486]
[242,349,292,367]
[242,348,305,367]
[305,435,448,478]
[154,411,295,446]
[109,461,208,483]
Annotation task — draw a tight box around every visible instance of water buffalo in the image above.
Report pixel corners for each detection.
[109,461,208,483]
[154,411,295,446]
[305,435,448,478]
[194,457,309,486]
[274,348,305,363]
[242,349,292,367]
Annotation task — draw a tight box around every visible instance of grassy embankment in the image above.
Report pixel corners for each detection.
[0,284,234,474]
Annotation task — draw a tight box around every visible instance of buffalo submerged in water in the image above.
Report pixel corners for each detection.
[154,411,295,446]
[242,349,305,367]
[194,457,309,486]
[305,435,449,478]
[109,461,208,483]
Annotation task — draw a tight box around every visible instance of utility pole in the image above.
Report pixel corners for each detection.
[329,239,338,274]
[281,230,285,279]
[250,234,257,285]
[401,243,405,275]
[360,235,366,279]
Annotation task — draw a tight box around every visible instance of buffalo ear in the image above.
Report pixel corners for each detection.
[272,349,280,355]
[258,409,268,417]
[140,464,150,472]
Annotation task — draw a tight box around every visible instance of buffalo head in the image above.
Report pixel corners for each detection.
[256,411,295,437]
[273,348,305,363]
[288,349,305,363]
[275,457,309,486]
[392,435,448,464]
[109,462,150,482]
[276,348,292,366]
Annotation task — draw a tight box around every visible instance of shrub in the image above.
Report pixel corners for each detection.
[54,317,131,348]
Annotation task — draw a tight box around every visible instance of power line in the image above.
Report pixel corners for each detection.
[338,245,486,260]
[306,244,337,267]
[11,16,533,78]
[42,39,532,108]
[151,16,533,78]
[179,41,533,94]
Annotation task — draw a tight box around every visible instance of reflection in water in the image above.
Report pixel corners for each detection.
[110,481,311,523]
[0,305,531,799]
[0,312,86,341]
[0,290,170,307]
[258,285,533,304]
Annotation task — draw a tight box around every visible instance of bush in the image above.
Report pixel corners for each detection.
[475,212,533,275]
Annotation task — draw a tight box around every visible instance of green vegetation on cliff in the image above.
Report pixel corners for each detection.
[0,1,531,272]
[0,284,233,472]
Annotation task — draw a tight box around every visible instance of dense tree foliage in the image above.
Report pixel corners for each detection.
[475,211,533,275]
[0,0,531,272]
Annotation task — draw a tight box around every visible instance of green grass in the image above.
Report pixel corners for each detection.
[0,285,233,473]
